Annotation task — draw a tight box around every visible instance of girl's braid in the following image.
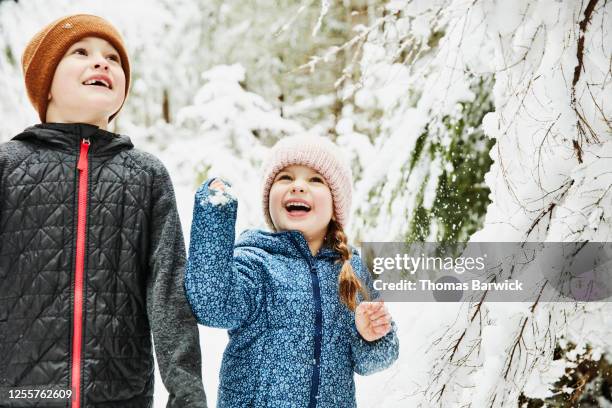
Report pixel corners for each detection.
[327,220,369,310]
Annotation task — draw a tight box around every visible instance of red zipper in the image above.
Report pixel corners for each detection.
[71,138,90,408]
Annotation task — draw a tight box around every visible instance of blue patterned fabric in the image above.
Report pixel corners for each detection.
[185,179,399,408]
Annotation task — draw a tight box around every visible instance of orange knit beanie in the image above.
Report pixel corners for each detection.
[22,14,130,123]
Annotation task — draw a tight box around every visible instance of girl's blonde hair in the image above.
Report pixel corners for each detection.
[327,220,369,311]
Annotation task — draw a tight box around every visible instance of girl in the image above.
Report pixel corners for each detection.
[185,135,399,407]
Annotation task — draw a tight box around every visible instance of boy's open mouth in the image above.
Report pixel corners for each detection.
[285,201,311,214]
[83,78,112,89]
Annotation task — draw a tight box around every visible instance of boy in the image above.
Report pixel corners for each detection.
[0,14,207,408]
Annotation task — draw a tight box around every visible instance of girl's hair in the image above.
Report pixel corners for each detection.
[326,220,369,311]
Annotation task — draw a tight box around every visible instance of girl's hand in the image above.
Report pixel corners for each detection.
[210,178,227,192]
[204,178,236,207]
[355,301,392,342]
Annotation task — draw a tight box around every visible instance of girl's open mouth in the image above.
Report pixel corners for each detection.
[285,201,311,217]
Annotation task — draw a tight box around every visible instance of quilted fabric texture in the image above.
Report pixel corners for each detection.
[0,123,206,407]
[185,180,399,408]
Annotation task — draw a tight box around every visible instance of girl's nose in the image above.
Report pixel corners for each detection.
[291,183,306,193]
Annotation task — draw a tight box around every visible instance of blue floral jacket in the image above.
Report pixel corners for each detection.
[185,180,399,407]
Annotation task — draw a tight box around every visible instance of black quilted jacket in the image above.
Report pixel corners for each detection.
[0,123,207,408]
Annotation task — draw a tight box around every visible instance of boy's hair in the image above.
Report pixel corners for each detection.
[22,14,131,122]
[327,220,369,311]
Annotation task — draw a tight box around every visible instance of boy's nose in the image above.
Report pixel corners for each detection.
[92,54,110,71]
[93,62,109,71]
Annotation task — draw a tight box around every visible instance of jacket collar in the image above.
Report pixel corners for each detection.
[236,228,340,262]
[12,122,134,155]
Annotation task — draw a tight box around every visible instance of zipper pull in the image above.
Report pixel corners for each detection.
[77,138,90,171]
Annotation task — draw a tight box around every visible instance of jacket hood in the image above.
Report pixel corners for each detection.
[13,122,134,155]
[235,228,339,261]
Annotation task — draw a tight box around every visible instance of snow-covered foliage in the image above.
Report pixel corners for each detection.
[353,1,611,406]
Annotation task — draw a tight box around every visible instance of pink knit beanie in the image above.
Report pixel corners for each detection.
[261,135,353,231]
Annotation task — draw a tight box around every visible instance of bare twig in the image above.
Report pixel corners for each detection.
[524,179,575,240]
[572,0,600,90]
[503,280,547,380]
[571,0,600,162]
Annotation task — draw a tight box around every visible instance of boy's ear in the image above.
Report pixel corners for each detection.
[47,92,52,101]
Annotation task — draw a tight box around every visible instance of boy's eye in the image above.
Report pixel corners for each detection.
[73,48,87,56]
[107,54,120,63]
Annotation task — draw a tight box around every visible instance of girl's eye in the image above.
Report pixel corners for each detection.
[277,174,292,181]
[310,176,324,183]
[73,48,87,56]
